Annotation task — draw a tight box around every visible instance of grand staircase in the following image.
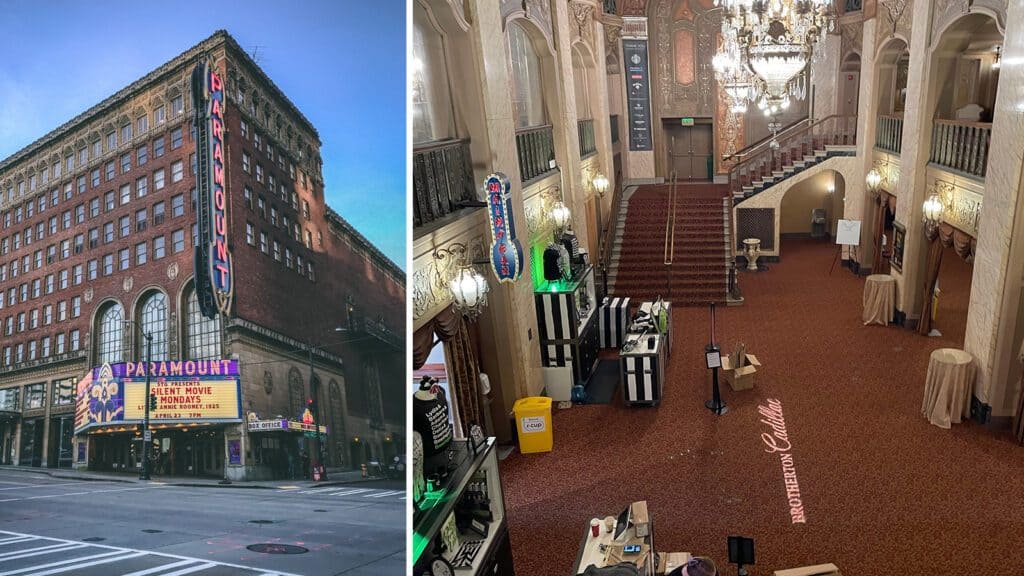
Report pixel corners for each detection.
[608,182,731,305]
[729,115,857,204]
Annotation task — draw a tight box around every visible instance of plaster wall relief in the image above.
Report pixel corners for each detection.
[571,2,596,44]
[812,33,842,120]
[927,175,983,238]
[871,151,902,194]
[840,20,864,61]
[877,0,913,50]
[605,21,623,74]
[522,173,564,243]
[500,0,553,42]
[652,0,721,118]
[970,0,1008,31]
[931,0,970,46]
[620,0,648,17]
[715,81,743,174]
[412,228,488,326]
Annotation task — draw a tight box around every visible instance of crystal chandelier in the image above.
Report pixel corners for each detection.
[714,0,835,111]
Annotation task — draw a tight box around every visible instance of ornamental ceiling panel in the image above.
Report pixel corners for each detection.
[654,0,721,117]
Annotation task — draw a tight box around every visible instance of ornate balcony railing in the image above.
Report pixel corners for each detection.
[929,119,991,179]
[610,114,620,144]
[578,118,597,158]
[875,114,903,154]
[516,124,557,184]
[413,138,476,229]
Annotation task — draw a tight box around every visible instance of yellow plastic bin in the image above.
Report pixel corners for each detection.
[513,396,553,453]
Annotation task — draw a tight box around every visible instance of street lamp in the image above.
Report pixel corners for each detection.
[124,320,153,481]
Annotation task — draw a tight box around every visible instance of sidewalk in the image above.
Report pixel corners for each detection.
[0,464,388,489]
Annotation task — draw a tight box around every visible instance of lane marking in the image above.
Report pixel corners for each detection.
[159,562,216,576]
[21,551,147,575]
[0,545,85,563]
[0,538,35,547]
[0,550,128,576]
[118,559,197,576]
[0,482,92,492]
[0,543,75,560]
[0,486,155,503]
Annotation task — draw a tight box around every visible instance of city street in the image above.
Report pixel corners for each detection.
[0,469,404,575]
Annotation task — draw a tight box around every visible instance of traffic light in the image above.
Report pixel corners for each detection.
[148,393,158,411]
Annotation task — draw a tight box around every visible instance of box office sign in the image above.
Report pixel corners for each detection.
[74,361,241,433]
[247,419,327,434]
[485,172,524,283]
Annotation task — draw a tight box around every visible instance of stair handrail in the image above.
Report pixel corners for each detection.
[664,172,678,266]
[722,115,810,162]
[598,168,626,295]
[727,115,857,196]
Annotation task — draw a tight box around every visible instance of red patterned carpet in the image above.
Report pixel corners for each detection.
[500,238,1024,576]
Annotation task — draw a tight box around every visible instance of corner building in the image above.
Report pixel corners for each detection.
[0,30,404,480]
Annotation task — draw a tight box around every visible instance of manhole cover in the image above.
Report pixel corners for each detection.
[82,537,105,542]
[142,529,163,534]
[248,520,275,524]
[246,544,308,555]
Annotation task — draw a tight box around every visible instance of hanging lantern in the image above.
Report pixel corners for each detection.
[450,265,489,319]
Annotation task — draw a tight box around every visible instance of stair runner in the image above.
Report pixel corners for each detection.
[610,184,730,306]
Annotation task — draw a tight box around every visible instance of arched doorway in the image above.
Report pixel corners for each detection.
[840,53,861,118]
[779,170,846,244]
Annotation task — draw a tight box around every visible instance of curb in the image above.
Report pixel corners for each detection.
[1,466,391,488]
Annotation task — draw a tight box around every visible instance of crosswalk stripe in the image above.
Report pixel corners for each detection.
[0,543,72,560]
[0,544,85,563]
[299,487,337,494]
[365,490,404,498]
[118,559,197,576]
[21,551,146,575]
[323,489,362,497]
[0,550,127,576]
[332,489,371,497]
[0,538,34,547]
[158,562,216,576]
[0,482,86,492]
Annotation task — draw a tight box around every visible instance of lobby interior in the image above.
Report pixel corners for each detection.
[411,1,1024,575]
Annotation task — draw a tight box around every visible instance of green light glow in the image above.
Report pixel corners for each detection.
[412,487,449,563]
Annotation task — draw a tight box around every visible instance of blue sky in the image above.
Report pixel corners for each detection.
[0,0,407,270]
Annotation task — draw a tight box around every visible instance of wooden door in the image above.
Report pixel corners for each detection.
[665,123,713,181]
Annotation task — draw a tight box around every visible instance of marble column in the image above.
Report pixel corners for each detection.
[552,0,591,252]
[853,18,878,269]
[964,1,1024,418]
[891,0,935,317]
[619,16,656,180]
[465,0,543,407]
[591,10,616,218]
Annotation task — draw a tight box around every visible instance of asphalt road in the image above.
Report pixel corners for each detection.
[0,470,405,575]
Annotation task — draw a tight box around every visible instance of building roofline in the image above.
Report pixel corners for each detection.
[0,29,319,176]
[325,207,405,283]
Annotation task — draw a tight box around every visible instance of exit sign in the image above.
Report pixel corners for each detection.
[681,117,695,126]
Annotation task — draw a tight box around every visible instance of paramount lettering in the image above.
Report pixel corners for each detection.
[757,399,807,524]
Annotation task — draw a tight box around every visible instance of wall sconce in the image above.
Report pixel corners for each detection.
[922,193,944,236]
[435,242,490,320]
[592,173,610,198]
[865,168,882,197]
[550,201,572,232]
[993,45,1002,69]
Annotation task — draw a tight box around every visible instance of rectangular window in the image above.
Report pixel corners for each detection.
[88,228,98,249]
[91,169,100,188]
[137,145,147,166]
[77,176,86,195]
[89,198,100,218]
[137,175,148,198]
[119,215,130,237]
[246,222,255,245]
[78,148,87,166]
[285,248,292,268]
[14,344,23,363]
[30,309,38,329]
[103,222,114,244]
[106,131,116,151]
[244,187,253,209]
[170,194,185,217]
[303,200,310,219]
[172,95,183,117]
[254,132,262,150]
[259,232,268,254]
[62,210,71,229]
[102,254,113,276]
[31,278,40,298]
[190,153,197,175]
[135,242,147,265]
[28,341,37,361]
[171,127,183,149]
[137,115,148,134]
[273,240,281,261]
[171,160,183,183]
[172,229,185,253]
[43,305,52,325]
[71,296,80,318]
[63,182,72,201]
[121,153,131,173]
[241,120,249,138]
[154,169,165,190]
[153,236,165,259]
[87,259,97,280]
[258,197,266,219]
[256,164,264,183]
[43,337,51,358]
[75,204,85,224]
[105,161,115,181]
[119,248,129,270]
[270,206,278,227]
[60,239,70,258]
[120,183,131,205]
[52,377,76,405]
[104,191,115,211]
[56,333,65,354]
[154,105,166,124]
[65,155,73,174]
[49,216,57,235]
[73,264,82,285]
[153,201,166,225]
[243,152,251,173]
[154,136,165,158]
[121,123,132,144]
[136,208,148,232]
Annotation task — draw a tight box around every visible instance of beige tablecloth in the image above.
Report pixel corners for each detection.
[922,348,975,429]
[862,274,895,326]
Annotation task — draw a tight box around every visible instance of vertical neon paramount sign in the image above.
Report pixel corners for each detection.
[485,172,523,282]
[192,59,233,318]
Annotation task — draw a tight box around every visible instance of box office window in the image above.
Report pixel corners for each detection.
[23,383,45,410]
[51,378,75,406]
[0,387,18,411]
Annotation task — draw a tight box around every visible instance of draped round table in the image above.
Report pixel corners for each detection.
[862,274,896,326]
[921,348,975,429]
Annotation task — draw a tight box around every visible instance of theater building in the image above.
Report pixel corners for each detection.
[0,30,404,480]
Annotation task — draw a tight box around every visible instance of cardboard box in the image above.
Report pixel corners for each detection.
[722,353,760,391]
[773,563,842,576]
[630,501,650,537]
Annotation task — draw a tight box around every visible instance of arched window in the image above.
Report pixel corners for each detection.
[96,302,124,364]
[572,48,591,120]
[185,284,221,360]
[412,3,455,143]
[288,368,305,419]
[138,291,168,359]
[507,21,546,129]
[365,361,384,428]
